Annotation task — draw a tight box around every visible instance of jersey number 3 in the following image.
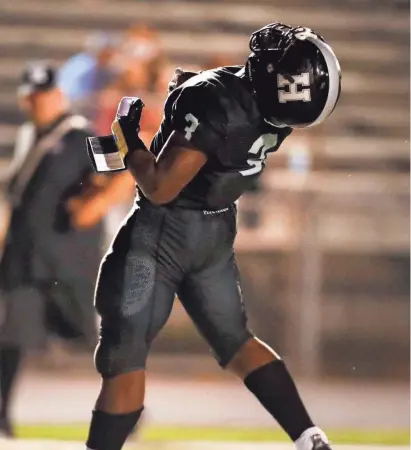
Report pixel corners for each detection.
[240,133,278,176]
[184,113,199,141]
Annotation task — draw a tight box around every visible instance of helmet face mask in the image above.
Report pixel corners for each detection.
[247,23,341,129]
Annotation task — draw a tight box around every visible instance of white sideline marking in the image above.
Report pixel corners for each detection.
[0,440,408,450]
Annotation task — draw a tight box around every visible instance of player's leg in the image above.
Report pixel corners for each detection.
[86,206,180,450]
[0,285,49,437]
[179,253,329,450]
[0,343,21,437]
[228,338,330,450]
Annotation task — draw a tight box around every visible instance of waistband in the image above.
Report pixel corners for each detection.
[136,197,236,215]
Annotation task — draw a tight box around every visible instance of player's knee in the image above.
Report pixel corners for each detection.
[96,370,146,413]
[94,319,149,378]
[226,336,279,379]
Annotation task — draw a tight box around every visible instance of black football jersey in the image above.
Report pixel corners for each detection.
[147,66,292,209]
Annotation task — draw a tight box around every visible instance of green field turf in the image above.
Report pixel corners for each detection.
[15,425,410,446]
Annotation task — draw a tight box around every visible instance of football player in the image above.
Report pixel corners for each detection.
[86,23,341,450]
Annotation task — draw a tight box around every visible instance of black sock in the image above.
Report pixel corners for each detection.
[0,345,22,419]
[244,359,314,441]
[86,408,143,450]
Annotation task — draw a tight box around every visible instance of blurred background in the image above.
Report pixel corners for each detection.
[0,0,409,446]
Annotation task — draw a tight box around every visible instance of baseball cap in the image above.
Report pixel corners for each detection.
[18,61,57,96]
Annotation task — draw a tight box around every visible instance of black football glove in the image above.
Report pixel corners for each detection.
[86,97,147,173]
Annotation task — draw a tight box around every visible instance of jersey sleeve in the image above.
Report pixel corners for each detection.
[169,85,227,157]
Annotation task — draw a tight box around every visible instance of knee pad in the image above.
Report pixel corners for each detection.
[94,318,149,378]
[212,329,254,368]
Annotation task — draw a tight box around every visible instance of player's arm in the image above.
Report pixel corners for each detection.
[87,88,224,204]
[87,98,208,205]
[128,71,221,203]
[125,131,207,204]
[126,73,214,203]
[111,97,208,204]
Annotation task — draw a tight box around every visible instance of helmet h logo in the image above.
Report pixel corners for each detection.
[277,73,311,103]
[294,27,317,41]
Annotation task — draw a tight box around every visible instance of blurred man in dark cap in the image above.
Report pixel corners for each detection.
[0,61,133,437]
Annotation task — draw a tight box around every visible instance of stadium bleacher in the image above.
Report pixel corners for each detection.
[0,0,409,172]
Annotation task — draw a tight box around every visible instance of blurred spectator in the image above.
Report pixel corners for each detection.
[0,61,134,437]
[94,25,167,145]
[204,54,234,70]
[58,32,120,118]
[87,25,169,236]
